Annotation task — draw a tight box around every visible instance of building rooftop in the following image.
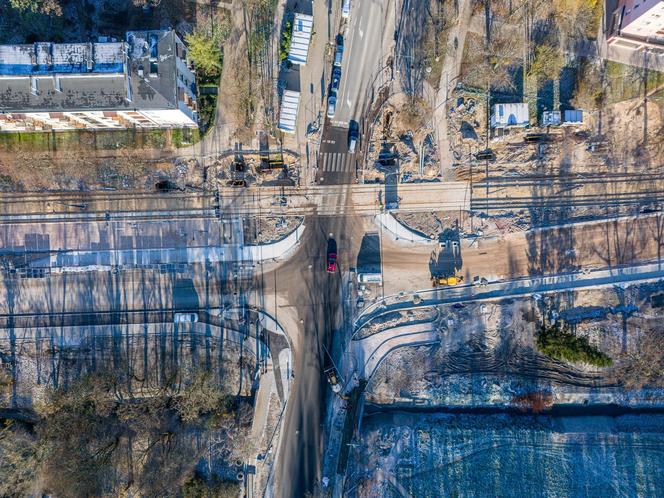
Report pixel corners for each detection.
[0,30,194,115]
[0,42,125,75]
[563,109,583,124]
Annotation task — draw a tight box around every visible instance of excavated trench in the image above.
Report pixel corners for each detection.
[429,338,610,388]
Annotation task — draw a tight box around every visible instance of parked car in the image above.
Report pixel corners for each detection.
[341,0,351,18]
[327,93,337,118]
[336,34,344,50]
[174,313,198,323]
[331,67,341,93]
[348,120,359,153]
[334,37,344,67]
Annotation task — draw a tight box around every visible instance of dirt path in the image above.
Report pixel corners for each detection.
[180,0,260,160]
[433,0,473,178]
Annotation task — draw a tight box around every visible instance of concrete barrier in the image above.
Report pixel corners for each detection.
[375,213,435,244]
[39,222,305,272]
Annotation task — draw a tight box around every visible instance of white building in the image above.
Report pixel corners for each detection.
[609,0,664,40]
[0,30,198,132]
[542,110,561,126]
[490,103,529,128]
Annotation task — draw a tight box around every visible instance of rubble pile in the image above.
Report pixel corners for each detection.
[215,152,299,187]
[365,95,439,182]
[243,216,303,244]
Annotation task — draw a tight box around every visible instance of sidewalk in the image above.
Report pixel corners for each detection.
[355,260,664,330]
[251,368,276,442]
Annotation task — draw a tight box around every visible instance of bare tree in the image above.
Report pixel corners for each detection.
[612,327,664,389]
[462,25,522,91]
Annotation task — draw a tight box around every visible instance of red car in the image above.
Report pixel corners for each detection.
[327,251,337,273]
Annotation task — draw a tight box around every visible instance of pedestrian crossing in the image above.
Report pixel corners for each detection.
[320,152,355,173]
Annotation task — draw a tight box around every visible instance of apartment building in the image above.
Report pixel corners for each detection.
[0,30,198,131]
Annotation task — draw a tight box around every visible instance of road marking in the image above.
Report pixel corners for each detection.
[320,152,354,173]
[338,14,359,110]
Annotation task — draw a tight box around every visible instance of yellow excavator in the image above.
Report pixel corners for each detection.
[431,275,464,287]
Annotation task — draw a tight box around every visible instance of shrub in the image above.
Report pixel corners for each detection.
[182,473,240,498]
[279,20,293,62]
[528,44,564,81]
[612,328,664,389]
[536,324,612,367]
[186,30,223,79]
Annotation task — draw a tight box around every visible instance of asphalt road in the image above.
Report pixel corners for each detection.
[264,210,366,497]
[316,0,395,186]
[317,126,358,185]
[333,0,392,124]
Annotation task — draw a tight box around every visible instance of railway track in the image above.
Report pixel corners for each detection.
[0,208,219,224]
[0,189,217,204]
[470,191,664,211]
[473,170,664,189]
[0,190,220,223]
[470,170,664,212]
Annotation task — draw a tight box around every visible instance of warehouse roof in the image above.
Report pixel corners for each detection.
[278,90,300,133]
[287,13,314,66]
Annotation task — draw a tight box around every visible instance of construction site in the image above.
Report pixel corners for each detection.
[1,0,664,497]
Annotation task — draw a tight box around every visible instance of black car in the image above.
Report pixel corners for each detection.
[331,67,342,93]
[334,34,344,67]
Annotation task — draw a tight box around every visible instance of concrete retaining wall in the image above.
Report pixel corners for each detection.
[375,213,435,244]
[243,222,305,261]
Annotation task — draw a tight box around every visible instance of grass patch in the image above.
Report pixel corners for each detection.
[537,324,612,367]
[0,128,199,153]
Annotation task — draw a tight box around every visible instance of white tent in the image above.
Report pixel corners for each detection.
[287,13,314,66]
[278,90,300,133]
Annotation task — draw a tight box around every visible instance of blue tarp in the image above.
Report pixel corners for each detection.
[0,62,123,75]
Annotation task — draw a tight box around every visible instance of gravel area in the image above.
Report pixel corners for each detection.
[365,284,664,408]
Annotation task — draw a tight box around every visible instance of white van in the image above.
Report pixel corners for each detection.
[357,273,382,284]
[174,313,198,323]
